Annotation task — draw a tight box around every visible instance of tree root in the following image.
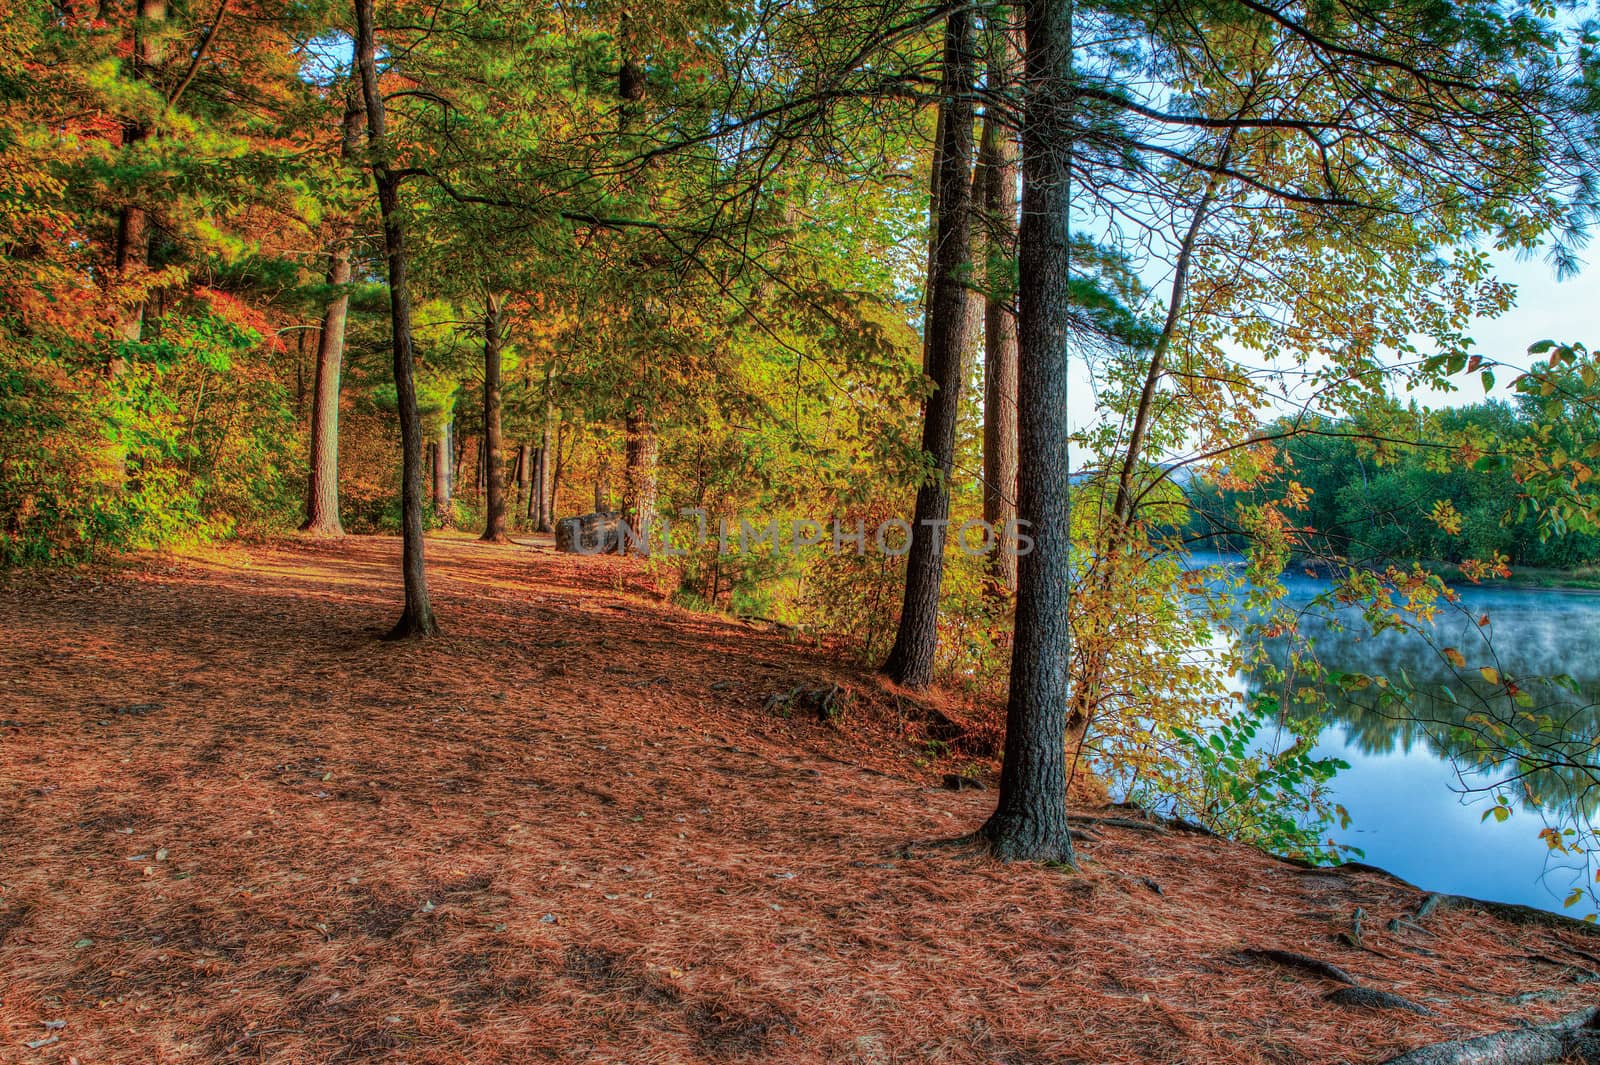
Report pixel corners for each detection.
[1238,948,1437,1013]
[892,832,1081,872]
[1325,986,1434,1015]
[1236,948,1359,986]
[1414,892,1600,938]
[1073,815,1169,835]
[1378,1005,1600,1064]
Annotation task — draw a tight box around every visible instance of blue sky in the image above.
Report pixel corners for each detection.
[1459,251,1597,370]
[1065,247,1598,436]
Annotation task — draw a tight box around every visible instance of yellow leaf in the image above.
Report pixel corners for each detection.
[1480,666,1501,686]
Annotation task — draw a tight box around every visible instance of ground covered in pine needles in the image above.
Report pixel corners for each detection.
[3,535,1597,1064]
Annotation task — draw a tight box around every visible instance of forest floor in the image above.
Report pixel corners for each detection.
[3,534,1598,1065]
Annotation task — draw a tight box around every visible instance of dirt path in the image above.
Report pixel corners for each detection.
[0,535,1591,1063]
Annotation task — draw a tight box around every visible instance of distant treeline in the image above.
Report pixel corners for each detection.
[1184,397,1600,571]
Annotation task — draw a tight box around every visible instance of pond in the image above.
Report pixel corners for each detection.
[1201,555,1600,915]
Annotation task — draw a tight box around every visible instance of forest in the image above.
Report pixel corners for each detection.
[1187,396,1600,573]
[5,0,1600,1061]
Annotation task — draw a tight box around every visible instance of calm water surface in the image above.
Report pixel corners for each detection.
[1198,555,1600,915]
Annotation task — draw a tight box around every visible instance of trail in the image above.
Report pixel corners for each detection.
[0,535,1590,1063]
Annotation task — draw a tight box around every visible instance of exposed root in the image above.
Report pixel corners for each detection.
[1379,1005,1600,1064]
[383,606,439,639]
[1074,815,1170,835]
[1326,986,1435,1015]
[1236,948,1359,986]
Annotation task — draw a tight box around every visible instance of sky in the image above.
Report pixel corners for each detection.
[1457,251,1598,370]
[1065,247,1600,437]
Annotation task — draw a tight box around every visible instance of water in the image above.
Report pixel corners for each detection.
[1198,554,1600,915]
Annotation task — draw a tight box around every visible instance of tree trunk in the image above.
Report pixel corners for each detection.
[880,8,977,690]
[551,422,568,520]
[355,0,437,638]
[537,411,556,531]
[432,419,452,518]
[480,293,509,542]
[980,49,1022,592]
[533,445,545,524]
[623,409,658,552]
[301,92,363,537]
[110,0,167,359]
[534,446,547,525]
[979,0,1075,865]
[516,443,531,523]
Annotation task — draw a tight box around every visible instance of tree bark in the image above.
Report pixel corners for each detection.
[1379,1005,1600,1064]
[531,445,545,524]
[551,421,568,520]
[979,0,1075,865]
[480,293,509,542]
[879,8,977,690]
[300,91,363,537]
[432,419,452,518]
[980,50,1022,593]
[355,0,437,637]
[537,409,556,532]
[110,0,167,359]
[475,436,486,499]
[516,442,531,523]
[623,409,658,553]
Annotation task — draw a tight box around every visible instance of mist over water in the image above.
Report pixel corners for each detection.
[1203,556,1600,914]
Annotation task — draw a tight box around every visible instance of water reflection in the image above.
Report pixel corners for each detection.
[1207,559,1600,912]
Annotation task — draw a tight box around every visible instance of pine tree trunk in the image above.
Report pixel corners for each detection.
[551,424,567,520]
[110,0,166,361]
[516,443,531,524]
[475,437,486,500]
[880,9,977,690]
[980,53,1022,593]
[432,420,452,518]
[531,445,544,524]
[537,413,556,532]
[295,329,307,415]
[480,293,508,542]
[534,444,547,518]
[979,0,1074,865]
[623,409,658,553]
[301,92,363,537]
[355,0,437,638]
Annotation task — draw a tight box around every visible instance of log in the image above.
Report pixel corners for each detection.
[1379,1006,1600,1065]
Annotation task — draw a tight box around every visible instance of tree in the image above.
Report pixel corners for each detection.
[480,291,509,542]
[623,408,658,548]
[880,7,979,690]
[354,0,436,637]
[978,0,1077,865]
[301,90,364,537]
[111,0,168,355]
[980,25,1022,593]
